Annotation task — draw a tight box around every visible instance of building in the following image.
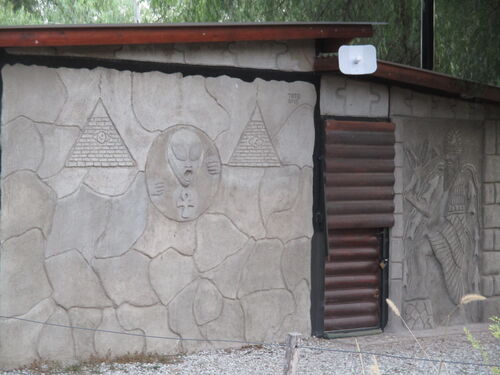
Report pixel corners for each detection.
[0,23,499,369]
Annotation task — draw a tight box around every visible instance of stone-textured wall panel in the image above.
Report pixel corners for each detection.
[116,44,184,63]
[55,68,101,128]
[264,167,314,241]
[83,169,139,197]
[273,104,315,168]
[149,249,197,305]
[131,71,182,132]
[193,279,224,325]
[116,304,180,354]
[241,289,295,342]
[207,167,266,238]
[203,239,254,299]
[228,41,288,70]
[134,205,196,257]
[238,239,285,297]
[484,205,500,229]
[1,64,66,124]
[207,76,257,163]
[0,229,52,316]
[257,79,316,139]
[94,250,159,306]
[276,41,315,71]
[260,166,301,223]
[98,69,157,170]
[68,307,102,360]
[279,280,311,337]
[1,171,56,240]
[44,168,89,199]
[0,299,56,369]
[94,308,145,357]
[2,117,43,176]
[482,252,500,275]
[37,308,76,363]
[1,63,315,367]
[7,41,315,71]
[95,173,148,258]
[481,116,500,311]
[132,72,229,140]
[45,250,111,309]
[194,214,248,272]
[485,156,500,182]
[198,299,245,349]
[167,281,209,353]
[320,75,389,117]
[46,186,109,261]
[390,86,485,120]
[36,124,81,179]
[281,237,312,291]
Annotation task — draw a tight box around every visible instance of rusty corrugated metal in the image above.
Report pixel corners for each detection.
[323,120,395,332]
[324,229,381,331]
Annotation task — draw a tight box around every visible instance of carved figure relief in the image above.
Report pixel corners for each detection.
[66,99,135,167]
[228,104,280,167]
[146,126,221,221]
[403,129,481,327]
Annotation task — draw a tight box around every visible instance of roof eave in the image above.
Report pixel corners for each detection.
[0,23,373,49]
[315,56,500,104]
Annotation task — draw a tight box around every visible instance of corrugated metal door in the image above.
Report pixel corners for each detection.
[323,120,395,333]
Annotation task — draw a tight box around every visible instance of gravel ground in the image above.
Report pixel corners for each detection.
[2,323,498,375]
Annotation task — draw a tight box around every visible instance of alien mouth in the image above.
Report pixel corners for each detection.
[184,170,193,178]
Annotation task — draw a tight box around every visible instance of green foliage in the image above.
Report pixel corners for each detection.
[0,0,41,25]
[490,316,500,339]
[0,0,498,86]
[435,0,500,86]
[149,0,421,66]
[464,317,500,375]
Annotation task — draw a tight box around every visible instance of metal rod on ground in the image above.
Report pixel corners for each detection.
[283,332,302,375]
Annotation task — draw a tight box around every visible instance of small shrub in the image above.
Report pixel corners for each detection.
[464,316,500,375]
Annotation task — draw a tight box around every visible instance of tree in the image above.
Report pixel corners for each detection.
[0,0,498,86]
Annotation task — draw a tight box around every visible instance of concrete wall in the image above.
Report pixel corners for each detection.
[0,63,315,369]
[6,40,315,72]
[320,74,500,332]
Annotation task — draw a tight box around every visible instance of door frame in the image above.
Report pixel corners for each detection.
[310,116,392,338]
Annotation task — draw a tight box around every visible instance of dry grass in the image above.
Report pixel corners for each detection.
[18,352,182,374]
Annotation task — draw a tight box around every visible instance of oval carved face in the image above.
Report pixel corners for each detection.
[145,125,221,222]
[167,129,203,187]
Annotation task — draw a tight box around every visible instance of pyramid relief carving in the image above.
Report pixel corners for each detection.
[65,99,135,167]
[229,104,280,167]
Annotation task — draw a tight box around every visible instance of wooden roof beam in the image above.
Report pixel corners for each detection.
[0,23,373,48]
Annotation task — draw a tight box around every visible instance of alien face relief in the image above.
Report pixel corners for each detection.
[146,125,221,222]
[167,129,204,187]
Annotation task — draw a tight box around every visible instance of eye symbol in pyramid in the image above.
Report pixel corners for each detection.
[248,136,263,148]
[96,131,107,144]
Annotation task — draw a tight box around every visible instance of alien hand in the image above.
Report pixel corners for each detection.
[206,156,221,175]
[150,181,166,196]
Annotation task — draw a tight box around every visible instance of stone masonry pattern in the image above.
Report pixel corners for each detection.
[482,119,500,311]
[0,64,316,369]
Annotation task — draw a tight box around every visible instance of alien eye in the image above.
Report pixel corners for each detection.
[172,144,188,161]
[190,143,202,161]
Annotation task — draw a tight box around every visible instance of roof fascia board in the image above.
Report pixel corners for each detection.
[0,23,373,48]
